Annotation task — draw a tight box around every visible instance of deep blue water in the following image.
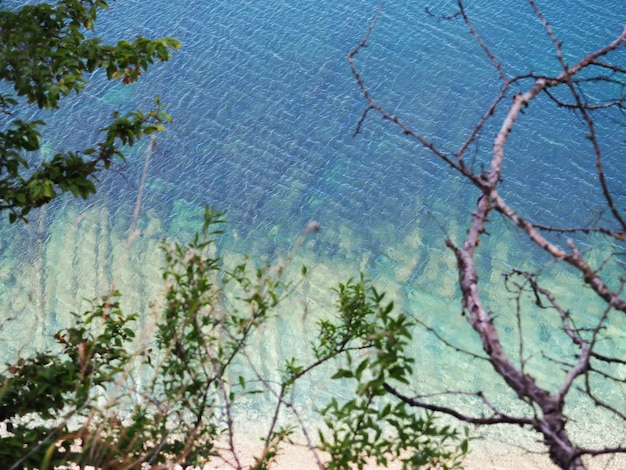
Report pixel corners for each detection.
[1,0,626,449]
[93,0,625,246]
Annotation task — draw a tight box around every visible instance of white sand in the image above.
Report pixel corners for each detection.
[198,429,625,470]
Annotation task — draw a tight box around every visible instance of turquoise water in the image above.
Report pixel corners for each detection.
[1,0,626,460]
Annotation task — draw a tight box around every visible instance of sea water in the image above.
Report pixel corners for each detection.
[1,0,625,464]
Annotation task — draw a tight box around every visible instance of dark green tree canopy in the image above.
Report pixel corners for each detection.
[0,0,180,222]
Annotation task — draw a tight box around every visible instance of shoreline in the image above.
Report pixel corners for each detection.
[200,427,625,470]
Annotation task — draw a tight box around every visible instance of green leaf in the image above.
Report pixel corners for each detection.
[0,0,178,222]
[331,369,353,380]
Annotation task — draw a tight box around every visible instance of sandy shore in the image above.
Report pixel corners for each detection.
[198,430,625,470]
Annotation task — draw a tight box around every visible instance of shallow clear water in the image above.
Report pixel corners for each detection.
[1,0,625,456]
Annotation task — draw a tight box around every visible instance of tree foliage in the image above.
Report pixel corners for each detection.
[0,0,180,222]
[0,209,468,469]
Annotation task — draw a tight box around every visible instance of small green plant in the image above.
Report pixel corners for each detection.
[256,276,470,469]
[314,278,469,470]
[0,292,138,469]
[0,208,285,469]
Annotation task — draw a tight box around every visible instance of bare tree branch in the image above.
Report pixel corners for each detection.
[383,383,534,426]
[458,0,507,83]
[349,3,626,469]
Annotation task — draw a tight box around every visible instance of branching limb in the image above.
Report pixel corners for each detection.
[531,222,626,242]
[494,196,626,314]
[348,4,482,184]
[413,317,489,361]
[458,0,507,82]
[383,383,534,426]
[529,0,626,231]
